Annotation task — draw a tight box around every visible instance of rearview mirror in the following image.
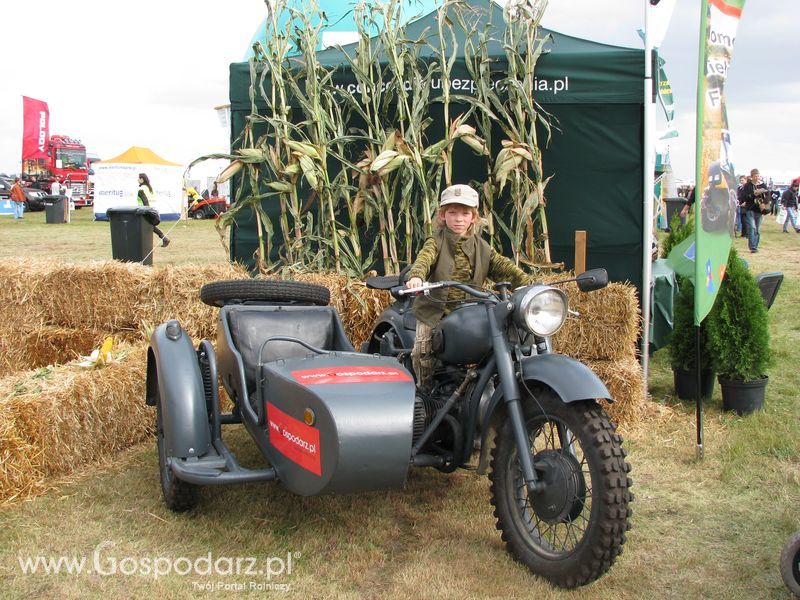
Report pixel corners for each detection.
[576,268,608,292]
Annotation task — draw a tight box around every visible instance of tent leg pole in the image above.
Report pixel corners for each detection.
[641,0,657,399]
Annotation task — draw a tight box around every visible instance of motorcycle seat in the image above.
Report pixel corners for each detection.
[224,306,355,393]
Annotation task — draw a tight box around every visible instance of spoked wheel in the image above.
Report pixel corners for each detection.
[156,391,197,512]
[490,388,633,588]
[781,530,800,597]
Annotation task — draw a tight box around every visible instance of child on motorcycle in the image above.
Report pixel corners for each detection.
[405,184,535,391]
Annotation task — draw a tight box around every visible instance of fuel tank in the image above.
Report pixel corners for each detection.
[260,353,415,496]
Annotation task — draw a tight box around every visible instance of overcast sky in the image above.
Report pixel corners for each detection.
[0,0,796,183]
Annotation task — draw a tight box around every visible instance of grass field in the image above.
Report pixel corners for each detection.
[0,209,798,598]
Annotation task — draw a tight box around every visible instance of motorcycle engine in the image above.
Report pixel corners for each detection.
[411,390,448,446]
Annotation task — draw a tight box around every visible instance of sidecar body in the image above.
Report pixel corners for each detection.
[147,298,416,499]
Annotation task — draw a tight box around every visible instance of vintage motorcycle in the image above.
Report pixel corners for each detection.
[146,269,631,589]
[363,268,633,587]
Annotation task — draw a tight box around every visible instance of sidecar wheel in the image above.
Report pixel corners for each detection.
[780,530,800,596]
[489,389,632,588]
[200,279,330,307]
[156,395,198,512]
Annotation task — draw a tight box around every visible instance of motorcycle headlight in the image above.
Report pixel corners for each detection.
[513,285,568,336]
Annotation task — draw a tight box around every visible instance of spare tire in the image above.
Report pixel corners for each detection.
[200,279,330,307]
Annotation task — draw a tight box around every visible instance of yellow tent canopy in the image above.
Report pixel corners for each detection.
[96,146,181,166]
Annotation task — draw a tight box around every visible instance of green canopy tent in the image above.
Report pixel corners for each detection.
[227,1,646,291]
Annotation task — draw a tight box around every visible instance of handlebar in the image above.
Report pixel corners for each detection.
[398,280,494,300]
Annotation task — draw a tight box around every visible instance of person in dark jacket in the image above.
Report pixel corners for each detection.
[737,168,768,253]
[781,181,800,233]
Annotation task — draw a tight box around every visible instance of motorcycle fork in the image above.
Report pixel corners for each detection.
[486,303,544,493]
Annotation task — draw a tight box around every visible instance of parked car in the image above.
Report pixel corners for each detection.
[0,177,47,211]
[22,187,47,212]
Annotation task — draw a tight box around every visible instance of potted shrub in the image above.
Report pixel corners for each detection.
[669,278,715,400]
[706,247,773,415]
[663,213,715,399]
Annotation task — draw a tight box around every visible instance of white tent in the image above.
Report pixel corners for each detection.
[92,146,183,220]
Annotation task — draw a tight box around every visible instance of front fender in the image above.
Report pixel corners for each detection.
[517,353,612,402]
[147,320,211,459]
[476,354,611,474]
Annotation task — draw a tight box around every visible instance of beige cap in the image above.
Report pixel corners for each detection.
[440,184,479,208]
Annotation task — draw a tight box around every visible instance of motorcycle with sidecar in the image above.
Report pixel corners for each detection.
[146,270,632,589]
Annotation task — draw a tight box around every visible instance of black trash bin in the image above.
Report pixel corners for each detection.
[107,206,159,266]
[45,196,67,224]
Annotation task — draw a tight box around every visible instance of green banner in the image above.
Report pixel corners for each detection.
[692,0,745,325]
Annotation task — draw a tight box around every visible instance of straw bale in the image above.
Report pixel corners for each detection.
[147,262,250,341]
[585,356,646,427]
[0,402,45,506]
[0,259,49,333]
[21,327,107,370]
[285,272,393,347]
[551,281,641,362]
[0,333,27,373]
[34,261,152,332]
[0,344,151,496]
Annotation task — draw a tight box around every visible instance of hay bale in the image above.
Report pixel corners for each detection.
[0,402,45,506]
[551,281,640,362]
[34,261,152,333]
[147,262,250,341]
[585,356,646,427]
[21,327,107,369]
[0,344,151,501]
[0,259,50,333]
[0,332,28,373]
[286,272,393,347]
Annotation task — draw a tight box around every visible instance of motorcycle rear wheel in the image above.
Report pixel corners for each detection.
[490,389,632,588]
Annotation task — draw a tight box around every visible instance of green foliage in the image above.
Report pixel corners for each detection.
[212,0,551,276]
[706,247,773,380]
[660,211,693,259]
[667,278,711,371]
[663,215,713,372]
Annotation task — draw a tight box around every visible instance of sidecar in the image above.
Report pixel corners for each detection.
[146,280,416,510]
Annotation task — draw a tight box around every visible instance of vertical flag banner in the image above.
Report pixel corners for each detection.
[646,0,678,47]
[693,0,745,325]
[21,96,50,161]
[657,62,679,140]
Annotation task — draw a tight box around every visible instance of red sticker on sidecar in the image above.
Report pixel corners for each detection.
[266,402,321,476]
[290,366,412,385]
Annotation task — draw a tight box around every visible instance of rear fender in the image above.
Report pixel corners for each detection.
[367,305,415,354]
[476,353,611,474]
[147,320,211,459]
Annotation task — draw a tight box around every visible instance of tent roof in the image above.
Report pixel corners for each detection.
[230,0,643,109]
[97,146,181,166]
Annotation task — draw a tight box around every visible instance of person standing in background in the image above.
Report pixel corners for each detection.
[781,181,800,233]
[737,175,749,238]
[138,173,170,247]
[737,168,768,253]
[10,177,25,220]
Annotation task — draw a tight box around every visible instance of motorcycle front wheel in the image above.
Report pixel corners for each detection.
[490,388,632,588]
[780,529,800,596]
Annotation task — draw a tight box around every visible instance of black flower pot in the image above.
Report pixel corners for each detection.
[673,368,715,400]
[718,376,768,415]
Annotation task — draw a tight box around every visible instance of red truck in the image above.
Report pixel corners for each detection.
[22,134,92,207]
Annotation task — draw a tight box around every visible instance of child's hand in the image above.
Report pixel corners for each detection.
[406,277,423,289]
